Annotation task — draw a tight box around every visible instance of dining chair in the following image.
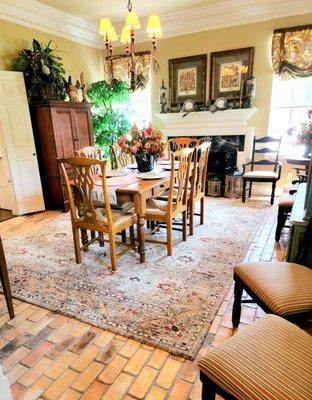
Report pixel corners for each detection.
[189,141,211,235]
[0,237,14,319]
[74,146,103,175]
[110,143,134,170]
[167,137,199,160]
[232,214,312,328]
[242,136,282,205]
[59,157,137,271]
[145,147,194,256]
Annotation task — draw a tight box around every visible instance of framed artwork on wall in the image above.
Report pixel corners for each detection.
[209,47,254,101]
[169,54,207,106]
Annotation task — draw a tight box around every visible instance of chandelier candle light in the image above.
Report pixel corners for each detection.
[99,0,162,91]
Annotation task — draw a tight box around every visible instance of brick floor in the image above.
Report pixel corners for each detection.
[0,204,288,399]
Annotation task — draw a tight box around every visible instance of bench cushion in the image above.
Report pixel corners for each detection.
[234,262,312,316]
[198,314,312,400]
[243,171,278,179]
[278,192,295,207]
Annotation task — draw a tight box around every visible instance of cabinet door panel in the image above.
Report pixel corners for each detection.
[74,110,93,149]
[52,109,75,158]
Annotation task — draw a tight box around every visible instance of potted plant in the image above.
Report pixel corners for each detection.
[297,108,312,158]
[87,79,130,157]
[117,125,166,172]
[12,39,66,102]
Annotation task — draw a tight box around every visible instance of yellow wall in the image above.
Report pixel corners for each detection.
[0,19,104,84]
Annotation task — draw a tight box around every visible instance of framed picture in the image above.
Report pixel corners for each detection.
[209,47,254,101]
[169,54,207,106]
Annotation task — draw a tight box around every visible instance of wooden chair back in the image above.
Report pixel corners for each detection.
[74,146,103,175]
[59,157,113,232]
[167,137,199,160]
[250,136,282,172]
[110,143,134,169]
[191,142,211,199]
[167,147,194,214]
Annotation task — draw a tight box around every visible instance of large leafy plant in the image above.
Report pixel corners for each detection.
[12,39,66,102]
[87,79,130,157]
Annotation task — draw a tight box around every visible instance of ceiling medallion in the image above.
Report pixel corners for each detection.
[99,0,161,91]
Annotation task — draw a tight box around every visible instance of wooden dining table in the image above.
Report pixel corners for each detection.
[93,168,172,263]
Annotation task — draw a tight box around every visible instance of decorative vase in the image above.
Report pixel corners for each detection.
[136,154,154,172]
[303,139,312,158]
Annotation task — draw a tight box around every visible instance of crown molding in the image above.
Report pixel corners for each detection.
[0,0,102,48]
[1,0,311,49]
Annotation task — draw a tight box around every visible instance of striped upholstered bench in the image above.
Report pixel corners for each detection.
[198,314,312,400]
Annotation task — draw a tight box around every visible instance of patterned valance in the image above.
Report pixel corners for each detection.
[272,24,312,79]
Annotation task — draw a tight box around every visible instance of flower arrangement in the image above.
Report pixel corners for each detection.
[117,124,167,172]
[118,125,166,159]
[297,108,312,145]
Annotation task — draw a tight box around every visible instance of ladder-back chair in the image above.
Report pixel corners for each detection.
[242,136,282,205]
[110,143,134,170]
[167,137,199,160]
[145,147,194,256]
[59,157,136,271]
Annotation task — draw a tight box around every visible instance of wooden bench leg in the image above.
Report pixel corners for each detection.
[232,278,243,328]
[200,372,217,400]
[275,206,289,242]
[242,179,247,203]
[0,238,14,319]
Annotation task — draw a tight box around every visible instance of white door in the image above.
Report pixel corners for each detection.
[0,71,45,215]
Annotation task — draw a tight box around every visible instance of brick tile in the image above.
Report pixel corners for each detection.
[24,327,53,350]
[119,339,140,358]
[0,333,32,357]
[60,389,81,400]
[10,382,26,400]
[240,305,256,324]
[147,349,168,370]
[18,357,53,387]
[98,354,128,384]
[124,348,151,375]
[2,346,30,373]
[20,376,52,400]
[47,315,70,330]
[156,358,182,389]
[212,326,234,347]
[7,307,37,328]
[28,309,50,323]
[101,372,134,400]
[26,317,55,336]
[128,366,158,399]
[3,320,34,341]
[208,315,222,335]
[42,369,78,400]
[145,386,167,400]
[189,377,202,400]
[47,322,75,343]
[69,330,97,354]
[95,339,124,365]
[179,360,198,383]
[168,379,192,400]
[45,351,77,379]
[46,335,76,360]
[93,331,114,348]
[71,361,103,392]
[80,381,106,400]
[21,341,54,368]
[71,322,90,338]
[71,344,99,372]
[7,363,28,384]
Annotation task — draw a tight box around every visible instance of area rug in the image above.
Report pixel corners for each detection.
[3,198,269,359]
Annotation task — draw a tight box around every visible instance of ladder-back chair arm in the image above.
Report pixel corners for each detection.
[277,162,282,180]
[242,161,253,174]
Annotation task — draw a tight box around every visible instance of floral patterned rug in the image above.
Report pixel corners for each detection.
[3,198,269,359]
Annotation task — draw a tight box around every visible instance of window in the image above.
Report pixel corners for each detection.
[268,75,312,155]
[128,79,152,128]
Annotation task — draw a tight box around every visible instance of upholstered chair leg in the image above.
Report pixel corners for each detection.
[182,210,187,241]
[242,179,246,203]
[129,225,135,245]
[73,227,82,264]
[99,232,105,247]
[121,230,127,243]
[275,207,287,242]
[249,181,253,198]
[232,279,243,327]
[167,219,173,256]
[109,232,118,271]
[270,181,276,205]
[200,197,205,225]
[200,372,216,400]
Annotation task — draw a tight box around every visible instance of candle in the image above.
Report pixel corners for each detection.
[80,72,84,86]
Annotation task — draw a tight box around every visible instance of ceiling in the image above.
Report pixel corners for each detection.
[36,0,217,24]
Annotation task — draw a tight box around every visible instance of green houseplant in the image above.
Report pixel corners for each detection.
[87,79,130,157]
[12,39,66,102]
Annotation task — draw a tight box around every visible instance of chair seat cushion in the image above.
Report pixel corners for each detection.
[234,262,312,316]
[243,170,278,179]
[278,192,296,207]
[198,314,312,400]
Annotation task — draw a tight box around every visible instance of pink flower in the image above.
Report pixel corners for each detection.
[117,136,126,148]
[308,109,312,119]
[160,151,166,158]
[144,127,153,137]
[130,145,138,154]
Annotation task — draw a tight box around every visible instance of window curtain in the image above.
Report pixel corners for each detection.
[272,24,312,79]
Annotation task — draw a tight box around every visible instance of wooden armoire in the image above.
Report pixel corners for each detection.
[31,101,94,212]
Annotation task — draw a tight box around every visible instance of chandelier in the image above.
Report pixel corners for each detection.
[99,0,162,91]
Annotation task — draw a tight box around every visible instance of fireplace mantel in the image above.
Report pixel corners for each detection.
[156,108,257,169]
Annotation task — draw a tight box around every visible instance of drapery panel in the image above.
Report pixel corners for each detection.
[272,25,312,79]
